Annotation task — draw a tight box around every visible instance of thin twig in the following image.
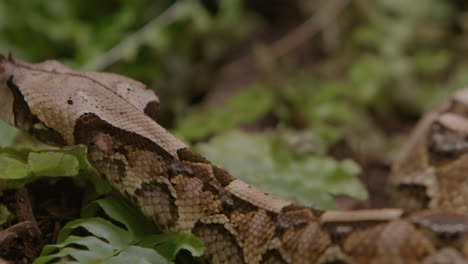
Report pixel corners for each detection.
[204,0,350,106]
[269,0,350,59]
[221,0,350,75]
[82,1,188,71]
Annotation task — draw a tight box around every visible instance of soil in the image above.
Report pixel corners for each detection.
[0,180,85,264]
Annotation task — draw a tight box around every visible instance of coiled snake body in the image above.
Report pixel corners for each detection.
[0,55,467,263]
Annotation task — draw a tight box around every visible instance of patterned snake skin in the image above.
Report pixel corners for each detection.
[0,55,467,264]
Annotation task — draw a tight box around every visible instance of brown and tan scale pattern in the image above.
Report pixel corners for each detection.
[0,55,468,263]
[193,223,244,264]
[232,209,276,264]
[389,88,468,214]
[281,221,330,263]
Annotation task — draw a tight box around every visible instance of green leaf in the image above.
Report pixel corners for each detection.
[0,146,97,190]
[48,247,99,263]
[60,145,96,172]
[28,152,80,177]
[0,155,31,179]
[348,54,387,105]
[0,120,18,147]
[103,246,168,264]
[82,196,156,238]
[0,147,31,162]
[413,49,451,75]
[57,217,132,247]
[140,233,204,260]
[196,130,367,209]
[37,236,115,264]
[0,204,14,225]
[174,86,273,141]
[37,194,204,263]
[40,235,114,256]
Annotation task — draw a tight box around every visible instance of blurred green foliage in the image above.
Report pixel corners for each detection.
[350,0,460,112]
[1,0,468,261]
[0,0,252,121]
[174,86,274,141]
[0,120,18,147]
[196,130,364,209]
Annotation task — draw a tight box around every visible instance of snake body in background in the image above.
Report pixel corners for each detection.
[0,54,467,264]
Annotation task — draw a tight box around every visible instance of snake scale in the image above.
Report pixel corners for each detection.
[0,54,467,264]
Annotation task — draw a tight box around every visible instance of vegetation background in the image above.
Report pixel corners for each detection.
[1,0,468,263]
